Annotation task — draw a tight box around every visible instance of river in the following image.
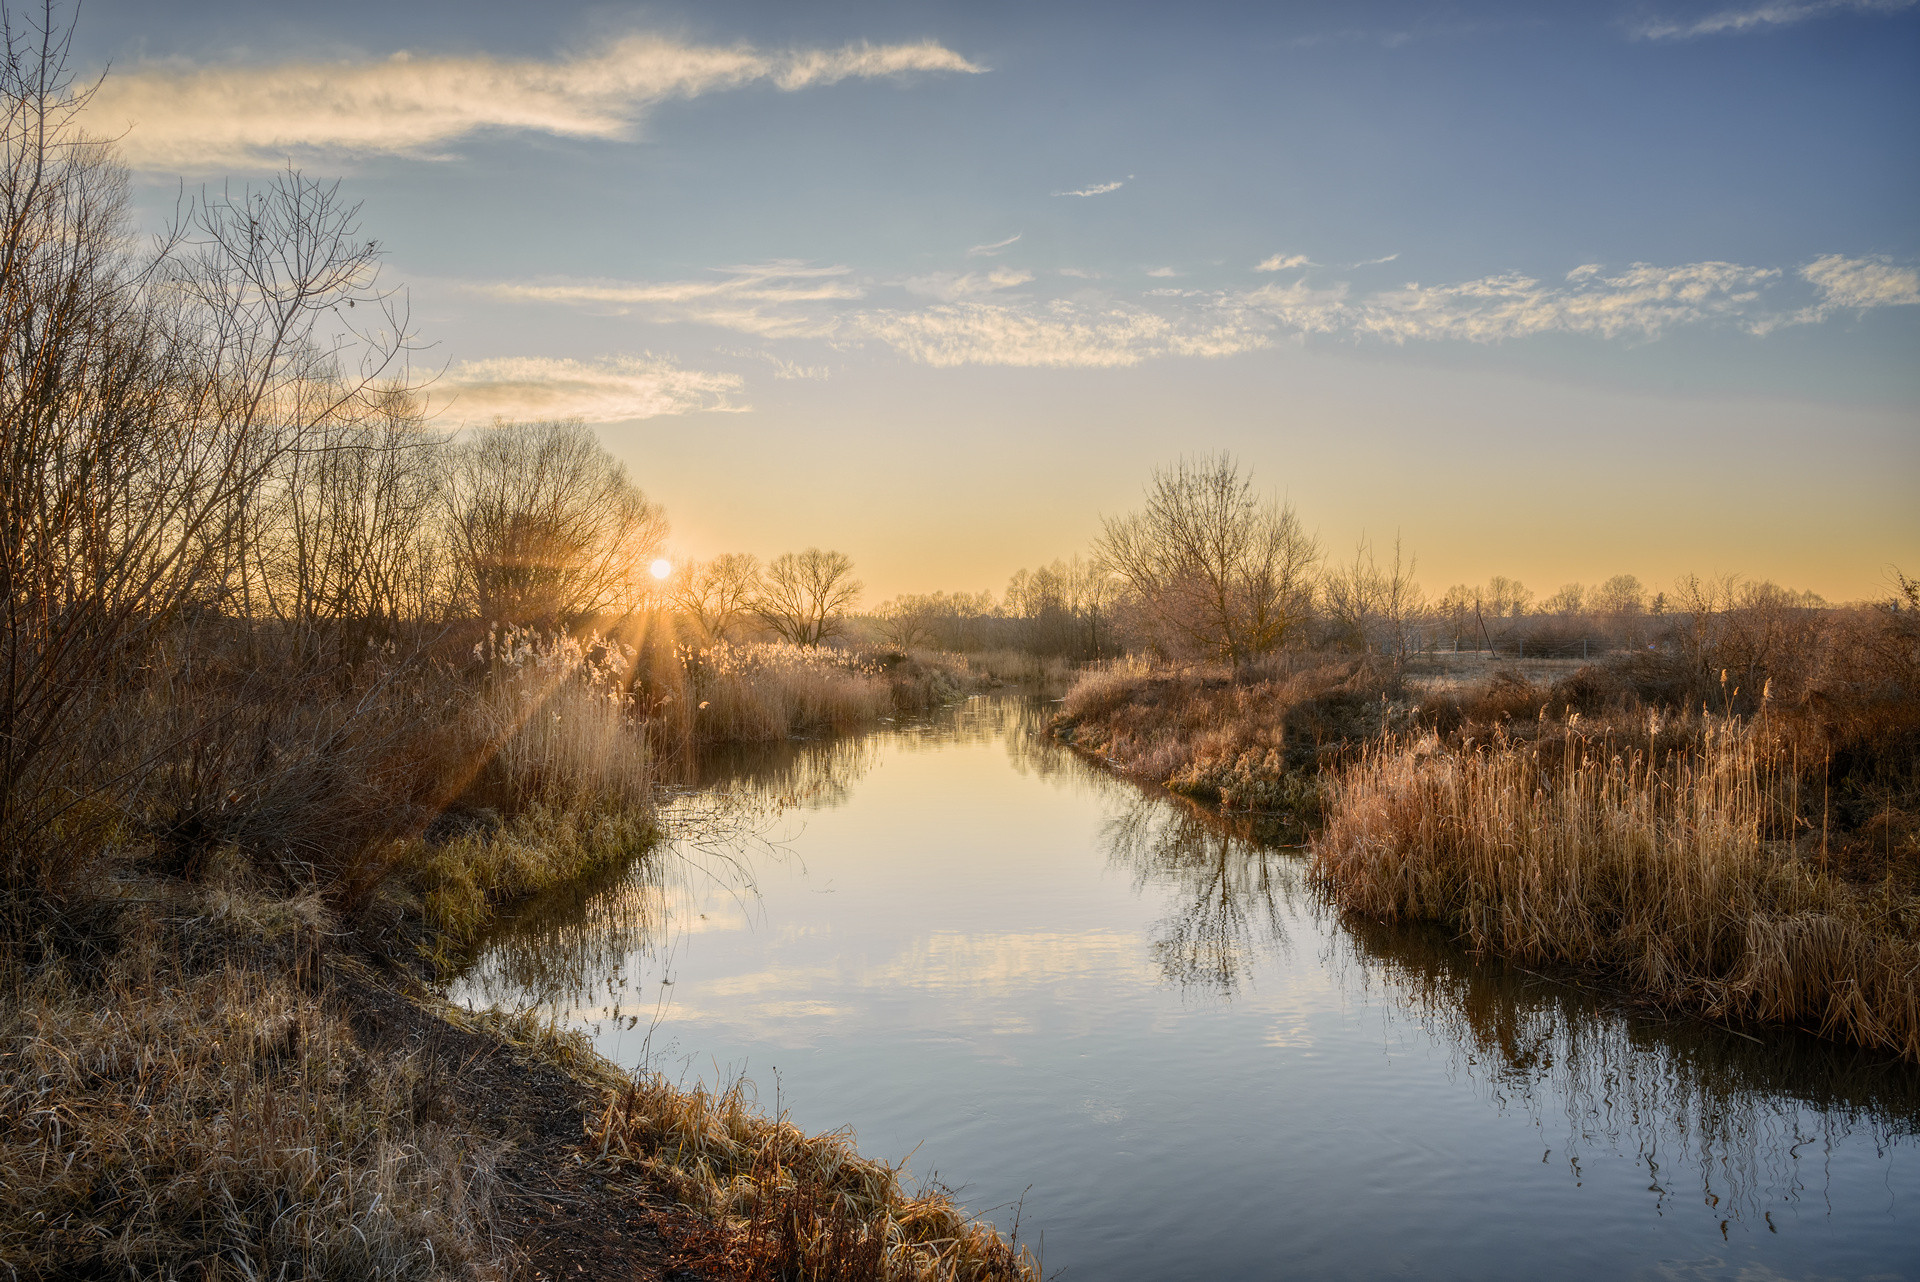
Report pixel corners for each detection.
[452,696,1919,1280]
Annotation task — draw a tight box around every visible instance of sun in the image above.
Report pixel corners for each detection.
[648,558,673,581]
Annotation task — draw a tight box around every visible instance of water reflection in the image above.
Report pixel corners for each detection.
[1336,913,1920,1221]
[457,695,1919,1262]
[1102,793,1293,996]
[687,730,884,810]
[1086,753,1920,1220]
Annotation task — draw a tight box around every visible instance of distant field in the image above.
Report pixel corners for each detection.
[1405,653,1592,693]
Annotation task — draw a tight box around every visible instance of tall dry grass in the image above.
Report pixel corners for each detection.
[962,648,1078,693]
[464,625,654,816]
[649,640,986,754]
[0,891,492,1280]
[674,640,895,742]
[592,1073,1038,1282]
[1313,717,1920,1059]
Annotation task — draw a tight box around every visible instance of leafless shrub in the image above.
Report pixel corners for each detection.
[0,16,418,893]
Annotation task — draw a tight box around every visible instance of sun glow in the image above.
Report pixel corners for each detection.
[649,558,673,580]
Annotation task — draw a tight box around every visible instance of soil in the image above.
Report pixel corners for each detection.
[333,963,718,1282]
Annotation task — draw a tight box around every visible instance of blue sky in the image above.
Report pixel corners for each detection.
[76,0,1919,600]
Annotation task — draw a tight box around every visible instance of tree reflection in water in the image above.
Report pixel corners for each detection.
[459,695,1919,1228]
[1101,793,1294,996]
[458,730,887,1019]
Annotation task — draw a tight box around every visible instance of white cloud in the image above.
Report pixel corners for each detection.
[902,267,1035,300]
[482,261,856,337]
[439,354,745,422]
[967,232,1023,257]
[1145,266,1181,278]
[1053,179,1126,197]
[1800,253,1920,310]
[1247,260,1795,342]
[767,359,831,380]
[853,299,1268,368]
[1636,0,1913,38]
[1353,253,1401,267]
[1241,254,1915,343]
[1255,253,1311,272]
[488,261,860,307]
[472,252,1917,375]
[87,36,983,170]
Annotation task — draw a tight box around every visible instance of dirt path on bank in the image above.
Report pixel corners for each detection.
[338,965,715,1282]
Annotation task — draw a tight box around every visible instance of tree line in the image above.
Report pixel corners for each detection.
[854,454,1839,669]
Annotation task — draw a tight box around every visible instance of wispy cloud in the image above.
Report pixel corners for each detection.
[1353,253,1401,267]
[1800,253,1920,311]
[1635,0,1914,39]
[853,301,1268,369]
[439,354,746,422]
[1053,177,1129,197]
[471,253,1915,371]
[967,232,1022,257]
[1248,261,1783,341]
[481,261,857,337]
[1145,266,1181,278]
[902,267,1034,301]
[1243,255,1916,342]
[86,36,983,170]
[1255,253,1311,272]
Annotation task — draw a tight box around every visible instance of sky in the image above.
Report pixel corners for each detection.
[73,0,1920,603]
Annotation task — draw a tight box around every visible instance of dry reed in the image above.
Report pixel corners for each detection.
[1313,717,1920,1059]
[677,641,896,743]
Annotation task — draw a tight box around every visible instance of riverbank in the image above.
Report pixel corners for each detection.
[2,833,1039,1280]
[1052,625,1920,1060]
[0,631,1034,1279]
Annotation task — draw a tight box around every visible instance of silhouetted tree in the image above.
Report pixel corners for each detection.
[671,552,762,642]
[443,418,666,625]
[756,548,862,646]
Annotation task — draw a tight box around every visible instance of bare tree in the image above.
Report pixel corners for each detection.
[1592,574,1647,615]
[1541,583,1586,616]
[755,548,862,646]
[874,592,944,649]
[0,5,417,887]
[442,418,667,625]
[258,384,446,658]
[1004,555,1118,658]
[1322,534,1424,660]
[1097,454,1319,671]
[1483,575,1534,618]
[670,552,762,642]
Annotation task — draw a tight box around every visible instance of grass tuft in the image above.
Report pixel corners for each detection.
[592,1073,1039,1281]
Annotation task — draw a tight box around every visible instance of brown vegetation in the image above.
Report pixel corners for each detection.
[593,1074,1038,1282]
[1315,717,1918,1058]
[0,14,1026,1278]
[1055,584,1920,1056]
[1055,654,1403,835]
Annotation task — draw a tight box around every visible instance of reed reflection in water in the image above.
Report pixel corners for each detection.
[1101,771,1919,1227]
[455,696,1918,1280]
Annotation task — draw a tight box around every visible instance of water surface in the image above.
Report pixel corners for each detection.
[455,697,1920,1280]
